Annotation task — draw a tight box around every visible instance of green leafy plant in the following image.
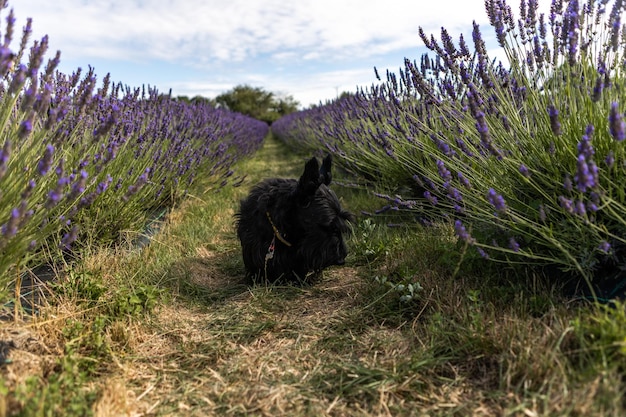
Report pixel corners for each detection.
[374,274,423,303]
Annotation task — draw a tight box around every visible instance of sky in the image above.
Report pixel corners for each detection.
[12,0,518,108]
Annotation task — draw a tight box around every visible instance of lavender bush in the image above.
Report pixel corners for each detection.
[273,0,626,295]
[0,2,267,299]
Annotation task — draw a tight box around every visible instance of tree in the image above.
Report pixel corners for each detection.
[215,85,299,124]
[175,95,216,106]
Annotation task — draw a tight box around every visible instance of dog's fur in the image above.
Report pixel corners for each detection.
[236,155,354,283]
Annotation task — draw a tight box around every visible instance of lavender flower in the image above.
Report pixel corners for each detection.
[0,140,10,179]
[563,175,573,192]
[519,164,530,178]
[609,5,621,51]
[592,76,603,102]
[558,196,574,214]
[508,237,520,252]
[45,177,69,209]
[1,208,20,238]
[548,105,561,136]
[487,188,507,213]
[447,185,462,202]
[60,225,79,250]
[458,33,470,57]
[454,219,475,244]
[609,102,625,141]
[123,167,150,201]
[67,170,88,200]
[423,191,438,205]
[436,160,452,181]
[577,124,595,159]
[564,0,580,65]
[574,199,586,216]
[476,247,489,259]
[575,154,597,192]
[598,241,611,254]
[37,144,54,175]
[455,138,474,157]
[18,112,35,139]
[457,172,471,188]
[97,174,113,194]
[8,64,26,95]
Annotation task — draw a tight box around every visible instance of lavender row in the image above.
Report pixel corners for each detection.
[0,3,267,295]
[273,0,626,290]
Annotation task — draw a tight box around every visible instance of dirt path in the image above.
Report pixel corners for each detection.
[100,138,419,416]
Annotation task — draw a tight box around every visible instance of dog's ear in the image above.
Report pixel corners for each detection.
[297,157,321,204]
[319,154,332,185]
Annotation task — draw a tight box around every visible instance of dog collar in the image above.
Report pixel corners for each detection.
[265,211,292,247]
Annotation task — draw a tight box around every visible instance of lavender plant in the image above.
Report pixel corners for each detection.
[273,0,626,295]
[0,2,267,300]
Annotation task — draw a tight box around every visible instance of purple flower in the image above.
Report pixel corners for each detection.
[60,225,79,250]
[436,160,452,181]
[21,180,36,200]
[487,188,507,213]
[97,174,113,194]
[564,0,580,65]
[423,191,438,205]
[519,164,530,178]
[564,175,573,192]
[454,219,475,244]
[447,185,462,202]
[0,140,10,178]
[8,64,26,95]
[457,172,471,188]
[68,170,88,200]
[456,138,474,157]
[548,105,561,136]
[575,155,596,192]
[434,137,454,156]
[577,125,595,159]
[609,102,625,141]
[476,247,489,259]
[18,114,34,139]
[37,144,54,175]
[508,237,520,252]
[558,196,574,214]
[1,208,20,238]
[574,200,586,216]
[45,177,69,209]
[592,76,603,102]
[609,9,621,51]
[606,151,615,168]
[123,168,150,200]
[598,241,611,254]
[587,201,598,212]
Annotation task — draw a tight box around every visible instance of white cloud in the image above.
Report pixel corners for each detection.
[14,0,493,64]
[10,0,549,105]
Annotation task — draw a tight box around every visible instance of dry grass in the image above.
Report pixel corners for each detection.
[1,136,626,416]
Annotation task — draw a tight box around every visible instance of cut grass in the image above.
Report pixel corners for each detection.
[1,135,625,416]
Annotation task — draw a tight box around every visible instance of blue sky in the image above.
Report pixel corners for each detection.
[13,0,531,108]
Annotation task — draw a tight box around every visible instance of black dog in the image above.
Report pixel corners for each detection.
[236,155,354,283]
